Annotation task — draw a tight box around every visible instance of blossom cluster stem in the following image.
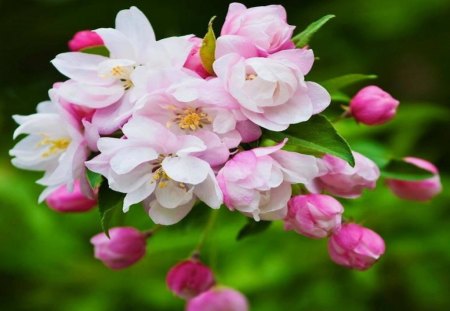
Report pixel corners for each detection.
[192,209,220,257]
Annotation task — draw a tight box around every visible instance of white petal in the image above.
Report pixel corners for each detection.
[306,81,331,114]
[95,28,135,60]
[51,52,109,84]
[123,182,156,212]
[147,199,195,225]
[194,170,223,208]
[58,81,124,109]
[110,147,158,174]
[155,182,194,209]
[162,156,209,185]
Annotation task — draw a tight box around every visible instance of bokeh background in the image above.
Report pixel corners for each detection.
[1,0,449,310]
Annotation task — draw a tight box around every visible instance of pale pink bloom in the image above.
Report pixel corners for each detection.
[309,152,380,198]
[221,3,295,55]
[85,116,222,225]
[134,78,243,167]
[285,194,343,239]
[166,259,215,299]
[350,86,400,125]
[10,91,91,202]
[386,157,442,201]
[90,227,146,269]
[68,30,104,51]
[184,36,211,78]
[328,223,385,271]
[213,50,330,131]
[45,180,97,212]
[186,287,249,311]
[218,140,321,221]
[235,120,262,143]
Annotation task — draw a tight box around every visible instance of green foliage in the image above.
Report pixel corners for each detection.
[98,181,124,237]
[263,114,355,166]
[86,170,103,189]
[200,16,216,75]
[380,159,434,181]
[321,74,378,93]
[293,14,335,48]
[80,46,110,57]
[237,219,272,241]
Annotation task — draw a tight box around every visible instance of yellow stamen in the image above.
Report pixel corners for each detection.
[38,136,71,158]
[246,73,257,81]
[172,107,211,132]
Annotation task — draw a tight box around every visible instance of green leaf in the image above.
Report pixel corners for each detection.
[321,74,377,93]
[330,91,351,103]
[199,16,217,75]
[381,159,434,181]
[262,114,355,166]
[80,46,110,57]
[237,219,272,241]
[98,181,124,237]
[292,14,335,48]
[86,170,103,189]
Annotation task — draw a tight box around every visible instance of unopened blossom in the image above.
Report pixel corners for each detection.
[68,30,104,51]
[166,259,215,299]
[86,116,222,225]
[386,157,442,201]
[221,3,295,55]
[235,120,262,143]
[45,180,97,212]
[328,223,385,270]
[184,36,211,78]
[213,49,330,131]
[218,140,321,221]
[90,227,147,269]
[309,152,380,198]
[10,91,91,201]
[350,85,400,125]
[285,194,344,239]
[186,287,249,311]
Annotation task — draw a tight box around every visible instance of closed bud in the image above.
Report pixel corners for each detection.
[90,227,147,270]
[285,194,344,239]
[328,223,385,271]
[386,157,442,201]
[349,85,399,125]
[68,30,104,51]
[45,180,97,213]
[186,287,249,311]
[166,259,215,299]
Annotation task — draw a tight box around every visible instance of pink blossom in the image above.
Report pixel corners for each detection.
[328,223,385,270]
[184,37,211,78]
[350,86,399,125]
[221,3,295,55]
[213,50,330,131]
[386,157,442,201]
[285,194,344,239]
[235,120,262,143]
[186,287,249,311]
[68,30,104,51]
[90,227,147,269]
[309,152,380,198]
[45,180,97,212]
[218,140,322,221]
[166,259,215,299]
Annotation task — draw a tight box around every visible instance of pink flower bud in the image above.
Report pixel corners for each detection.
[68,30,104,51]
[328,223,385,271]
[90,227,147,270]
[312,152,380,198]
[285,194,344,239]
[45,180,97,213]
[349,85,399,125]
[235,120,262,143]
[186,287,249,311]
[166,259,215,299]
[184,37,211,78]
[386,157,442,201]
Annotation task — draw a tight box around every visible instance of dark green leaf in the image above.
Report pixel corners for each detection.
[292,14,335,48]
[262,114,355,166]
[80,46,110,57]
[381,159,434,181]
[351,141,390,167]
[199,16,216,75]
[98,181,124,237]
[237,219,272,241]
[321,74,377,93]
[86,170,103,189]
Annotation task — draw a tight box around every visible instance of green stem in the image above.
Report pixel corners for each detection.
[192,209,220,257]
[143,224,163,239]
[332,106,351,123]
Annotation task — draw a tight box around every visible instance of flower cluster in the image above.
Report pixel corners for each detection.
[10,3,442,309]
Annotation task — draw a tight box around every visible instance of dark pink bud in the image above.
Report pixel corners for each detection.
[45,180,97,213]
[285,194,343,239]
[350,85,399,125]
[386,157,442,201]
[90,227,147,270]
[68,30,104,51]
[328,223,385,271]
[186,287,249,311]
[184,37,211,78]
[166,259,215,299]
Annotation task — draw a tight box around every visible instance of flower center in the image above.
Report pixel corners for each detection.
[37,135,71,158]
[246,73,257,81]
[111,66,134,90]
[171,107,211,131]
[150,155,187,190]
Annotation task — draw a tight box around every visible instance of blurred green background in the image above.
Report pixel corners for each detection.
[1,0,449,310]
